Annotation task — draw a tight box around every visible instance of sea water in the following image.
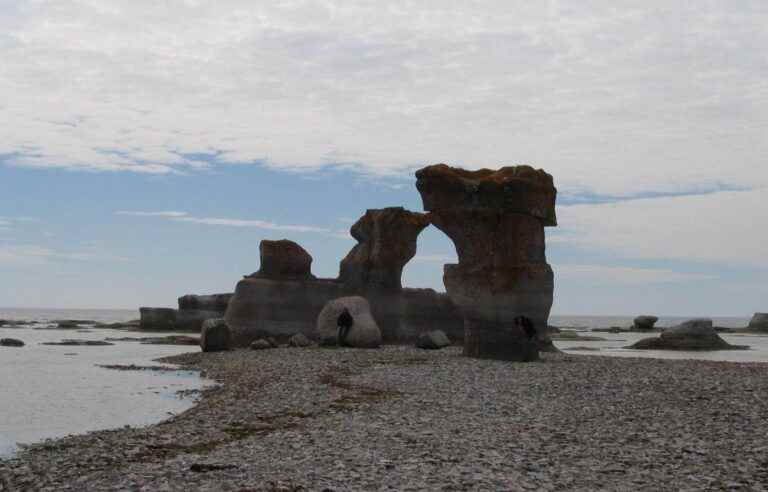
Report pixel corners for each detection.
[0,308,213,458]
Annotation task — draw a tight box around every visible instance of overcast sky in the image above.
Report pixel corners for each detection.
[1,1,766,316]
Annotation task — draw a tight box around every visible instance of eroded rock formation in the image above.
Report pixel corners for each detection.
[748,313,768,332]
[633,315,659,331]
[339,207,430,291]
[248,239,315,280]
[415,163,558,361]
[629,319,748,351]
[139,307,177,331]
[177,293,233,331]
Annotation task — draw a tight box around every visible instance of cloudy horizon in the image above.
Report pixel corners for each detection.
[1,1,766,316]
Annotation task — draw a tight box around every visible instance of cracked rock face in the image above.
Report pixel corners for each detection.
[339,207,430,291]
[416,163,557,361]
[249,239,315,280]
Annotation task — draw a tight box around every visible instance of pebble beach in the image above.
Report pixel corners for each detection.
[2,346,768,491]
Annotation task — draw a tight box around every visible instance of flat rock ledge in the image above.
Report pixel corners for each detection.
[2,348,768,490]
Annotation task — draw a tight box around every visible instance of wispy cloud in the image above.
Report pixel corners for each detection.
[556,264,717,285]
[116,210,335,235]
[175,216,330,233]
[115,211,189,217]
[1,2,765,196]
[0,244,129,266]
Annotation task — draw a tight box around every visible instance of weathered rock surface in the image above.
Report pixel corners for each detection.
[316,296,382,348]
[339,207,430,291]
[288,333,313,348]
[176,293,233,332]
[633,315,659,331]
[200,319,231,352]
[416,163,557,361]
[629,319,748,351]
[748,313,768,332]
[0,338,24,347]
[248,239,315,280]
[139,307,177,331]
[415,330,451,349]
[249,339,273,350]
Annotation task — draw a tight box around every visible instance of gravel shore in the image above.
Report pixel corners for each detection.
[2,346,768,491]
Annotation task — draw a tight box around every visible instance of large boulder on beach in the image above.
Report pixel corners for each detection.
[139,307,177,331]
[200,319,231,352]
[415,330,451,350]
[248,239,315,280]
[629,318,747,351]
[748,313,768,332]
[0,338,24,347]
[633,315,659,331]
[316,296,382,348]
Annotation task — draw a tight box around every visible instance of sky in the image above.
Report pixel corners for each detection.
[1,1,766,316]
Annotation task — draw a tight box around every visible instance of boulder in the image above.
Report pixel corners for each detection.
[250,339,273,350]
[629,319,747,350]
[416,163,557,361]
[415,330,451,349]
[200,318,231,352]
[248,239,315,280]
[139,307,177,331]
[633,315,659,331]
[288,333,313,347]
[748,313,768,332]
[339,207,430,291]
[0,338,24,347]
[316,296,382,348]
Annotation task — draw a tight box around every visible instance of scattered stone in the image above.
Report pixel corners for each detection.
[288,333,313,347]
[42,340,114,346]
[189,463,238,473]
[104,336,199,345]
[250,339,273,350]
[316,296,382,348]
[0,338,24,347]
[97,364,179,372]
[633,315,659,331]
[629,319,748,351]
[415,330,451,349]
[200,319,231,352]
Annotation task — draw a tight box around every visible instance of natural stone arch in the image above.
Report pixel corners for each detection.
[400,223,458,292]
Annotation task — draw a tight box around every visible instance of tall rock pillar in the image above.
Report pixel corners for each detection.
[415,164,557,361]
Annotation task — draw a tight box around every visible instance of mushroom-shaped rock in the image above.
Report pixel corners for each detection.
[139,307,177,331]
[249,239,315,280]
[415,330,451,350]
[748,313,768,332]
[633,315,659,331]
[200,318,231,352]
[415,163,557,361]
[629,319,747,351]
[339,207,430,291]
[316,296,382,348]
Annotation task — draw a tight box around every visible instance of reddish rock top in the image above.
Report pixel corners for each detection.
[249,239,315,280]
[415,163,557,226]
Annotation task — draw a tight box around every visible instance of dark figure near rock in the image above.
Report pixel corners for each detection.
[337,308,354,346]
[515,316,537,339]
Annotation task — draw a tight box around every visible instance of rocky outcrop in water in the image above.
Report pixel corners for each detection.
[339,207,429,291]
[0,338,25,347]
[633,315,659,331]
[629,319,748,351]
[748,313,768,332]
[176,293,233,332]
[415,163,557,361]
[139,307,177,331]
